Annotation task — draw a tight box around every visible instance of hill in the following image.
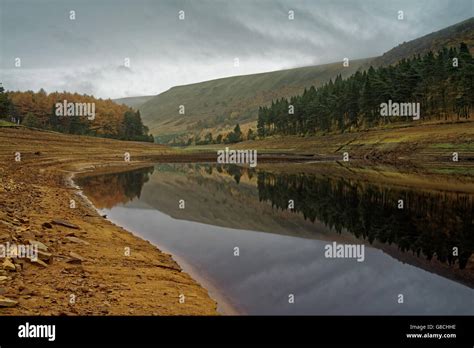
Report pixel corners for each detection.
[140,18,474,144]
[113,95,154,109]
[140,59,372,142]
[370,17,474,67]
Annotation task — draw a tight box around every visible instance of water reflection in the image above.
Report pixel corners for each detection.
[77,166,154,208]
[76,163,474,314]
[257,171,474,270]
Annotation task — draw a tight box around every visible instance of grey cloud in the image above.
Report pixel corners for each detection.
[0,0,472,98]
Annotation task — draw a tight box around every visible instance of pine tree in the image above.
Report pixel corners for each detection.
[0,84,12,119]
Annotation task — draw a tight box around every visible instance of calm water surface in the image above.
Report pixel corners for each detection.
[76,163,474,315]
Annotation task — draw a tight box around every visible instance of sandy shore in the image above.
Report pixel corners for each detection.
[0,128,218,315]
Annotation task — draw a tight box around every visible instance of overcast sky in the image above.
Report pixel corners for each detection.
[0,0,472,99]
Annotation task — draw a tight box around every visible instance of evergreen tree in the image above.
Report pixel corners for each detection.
[23,112,39,128]
[0,84,12,119]
[256,44,472,138]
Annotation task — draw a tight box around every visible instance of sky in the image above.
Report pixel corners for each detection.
[0,0,472,99]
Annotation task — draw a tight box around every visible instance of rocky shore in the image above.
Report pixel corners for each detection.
[0,128,217,315]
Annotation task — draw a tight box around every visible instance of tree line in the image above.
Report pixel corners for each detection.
[0,86,154,142]
[171,123,256,146]
[257,43,473,137]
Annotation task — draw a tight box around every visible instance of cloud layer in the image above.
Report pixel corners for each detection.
[0,0,472,98]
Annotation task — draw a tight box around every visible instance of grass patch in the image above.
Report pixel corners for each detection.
[431,167,474,175]
[0,120,17,127]
[430,143,474,151]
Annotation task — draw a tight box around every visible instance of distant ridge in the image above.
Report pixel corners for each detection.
[371,17,474,67]
[113,95,154,109]
[140,59,372,141]
[139,17,474,143]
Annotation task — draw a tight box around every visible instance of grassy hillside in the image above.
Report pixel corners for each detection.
[140,17,474,144]
[113,95,154,109]
[140,59,373,140]
[182,119,474,174]
[235,120,474,174]
[370,17,474,67]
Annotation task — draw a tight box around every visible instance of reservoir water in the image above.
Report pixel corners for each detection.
[75,163,474,315]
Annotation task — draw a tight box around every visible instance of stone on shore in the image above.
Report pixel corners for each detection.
[30,258,48,268]
[37,250,54,264]
[42,222,53,229]
[65,236,90,245]
[51,219,79,229]
[2,259,16,271]
[67,251,86,264]
[0,296,18,307]
[29,240,48,251]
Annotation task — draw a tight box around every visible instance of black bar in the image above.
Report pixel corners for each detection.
[0,316,473,346]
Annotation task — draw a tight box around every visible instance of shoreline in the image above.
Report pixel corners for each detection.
[71,168,242,315]
[157,245,242,315]
[0,128,218,315]
[1,126,473,315]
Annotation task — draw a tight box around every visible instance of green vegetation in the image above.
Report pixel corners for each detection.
[139,59,372,140]
[432,167,474,175]
[139,18,474,144]
[0,84,15,121]
[0,120,16,127]
[370,17,474,67]
[430,142,474,151]
[113,95,155,109]
[176,123,249,146]
[224,124,243,144]
[257,44,473,137]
